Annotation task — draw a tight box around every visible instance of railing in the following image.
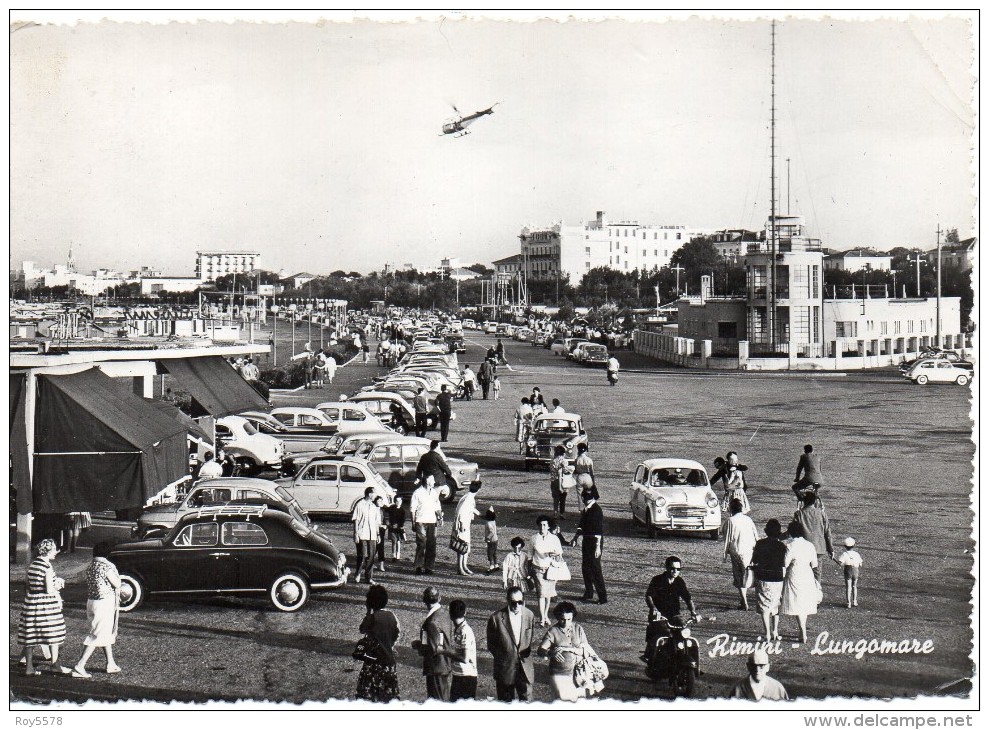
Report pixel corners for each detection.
[746,238,823,254]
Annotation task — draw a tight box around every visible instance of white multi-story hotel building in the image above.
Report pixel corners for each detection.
[195,251,260,282]
[518,211,700,286]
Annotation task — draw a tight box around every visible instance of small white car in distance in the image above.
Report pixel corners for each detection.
[905,359,972,386]
[629,458,722,540]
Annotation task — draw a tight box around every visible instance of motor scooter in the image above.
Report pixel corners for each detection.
[645,615,700,697]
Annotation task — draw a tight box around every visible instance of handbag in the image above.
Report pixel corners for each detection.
[545,559,571,582]
[560,470,577,492]
[449,534,470,555]
[352,634,383,664]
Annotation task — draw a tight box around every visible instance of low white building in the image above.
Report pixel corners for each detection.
[823,250,892,272]
[140,276,202,295]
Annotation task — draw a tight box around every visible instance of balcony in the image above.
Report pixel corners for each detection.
[746,237,823,254]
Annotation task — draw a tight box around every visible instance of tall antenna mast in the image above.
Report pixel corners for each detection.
[769,20,778,353]
[67,240,76,273]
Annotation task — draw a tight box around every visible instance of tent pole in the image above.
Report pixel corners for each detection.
[17,371,36,564]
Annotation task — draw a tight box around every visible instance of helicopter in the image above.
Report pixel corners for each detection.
[441,103,498,137]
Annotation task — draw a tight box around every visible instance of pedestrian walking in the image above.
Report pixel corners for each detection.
[750,519,788,642]
[62,511,92,553]
[18,539,69,676]
[313,351,326,388]
[531,515,565,627]
[495,338,507,365]
[792,491,835,582]
[573,443,595,490]
[538,601,593,701]
[728,649,790,701]
[718,458,751,514]
[484,507,500,572]
[478,360,494,399]
[437,385,453,442]
[352,487,382,584]
[550,445,575,516]
[411,476,443,575]
[780,522,822,644]
[834,536,863,608]
[453,483,481,576]
[503,537,529,591]
[606,354,619,386]
[449,600,478,701]
[570,487,607,604]
[71,543,122,678]
[387,496,407,561]
[362,340,371,364]
[530,387,547,415]
[724,498,759,610]
[462,365,476,401]
[355,584,401,703]
[374,496,388,572]
[486,587,536,702]
[413,387,430,438]
[514,397,533,454]
[492,375,501,400]
[325,353,337,384]
[412,587,454,702]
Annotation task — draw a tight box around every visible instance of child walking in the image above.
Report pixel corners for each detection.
[484,507,500,572]
[502,537,529,592]
[387,496,408,561]
[834,536,863,608]
[492,376,501,400]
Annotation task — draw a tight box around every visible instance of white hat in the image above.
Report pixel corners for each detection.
[844,537,856,547]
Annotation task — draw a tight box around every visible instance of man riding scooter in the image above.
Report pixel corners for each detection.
[643,556,701,690]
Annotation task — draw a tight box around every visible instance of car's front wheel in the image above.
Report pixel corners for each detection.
[916,375,929,385]
[956,375,970,386]
[118,574,145,612]
[270,572,310,612]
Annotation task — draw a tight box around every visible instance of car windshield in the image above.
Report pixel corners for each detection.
[355,443,374,458]
[534,419,578,435]
[649,468,708,487]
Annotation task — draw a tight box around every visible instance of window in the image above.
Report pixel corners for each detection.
[340,465,366,483]
[835,321,858,338]
[642,249,646,256]
[653,233,658,240]
[585,247,590,255]
[634,465,646,484]
[585,262,591,270]
[222,522,268,546]
[174,522,218,548]
[187,487,232,507]
[215,424,232,438]
[880,322,888,335]
[654,249,658,256]
[303,464,337,481]
[624,246,628,254]
[624,230,628,237]
[717,321,739,339]
[343,409,366,422]
[272,413,293,425]
[908,320,914,333]
[664,233,668,240]
[402,445,428,462]
[920,320,926,333]
[370,445,400,462]
[894,321,901,334]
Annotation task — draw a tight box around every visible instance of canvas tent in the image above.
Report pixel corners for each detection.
[27,368,190,513]
[159,355,268,417]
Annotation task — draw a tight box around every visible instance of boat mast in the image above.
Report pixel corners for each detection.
[769,20,778,353]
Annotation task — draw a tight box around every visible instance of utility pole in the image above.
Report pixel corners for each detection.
[769,20,778,354]
[654,285,660,316]
[936,225,942,346]
[672,265,685,296]
[910,253,924,297]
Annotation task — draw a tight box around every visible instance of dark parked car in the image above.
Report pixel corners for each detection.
[524,413,588,470]
[110,505,343,613]
[445,333,467,353]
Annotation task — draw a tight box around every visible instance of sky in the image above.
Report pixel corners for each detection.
[9,11,976,276]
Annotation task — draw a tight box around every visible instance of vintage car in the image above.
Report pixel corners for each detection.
[533,331,550,347]
[111,505,344,613]
[524,413,588,470]
[564,338,591,360]
[352,434,481,501]
[904,359,972,386]
[628,458,721,540]
[898,349,973,374]
[277,455,395,516]
[269,407,339,431]
[573,342,609,366]
[484,322,498,334]
[346,391,421,435]
[239,411,292,436]
[134,477,310,539]
[215,415,285,474]
[445,333,467,353]
[314,401,390,434]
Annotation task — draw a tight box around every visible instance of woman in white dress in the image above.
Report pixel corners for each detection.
[780,522,821,644]
[453,484,481,576]
[531,516,564,627]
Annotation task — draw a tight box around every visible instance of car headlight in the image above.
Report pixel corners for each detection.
[677,642,685,650]
[680,628,692,640]
[564,440,575,450]
[706,495,719,509]
[652,496,667,507]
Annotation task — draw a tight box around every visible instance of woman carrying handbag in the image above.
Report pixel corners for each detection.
[551,446,576,516]
[355,585,401,703]
[531,516,565,627]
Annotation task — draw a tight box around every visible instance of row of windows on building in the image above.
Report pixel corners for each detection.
[603,244,673,257]
[834,319,934,338]
[605,229,683,240]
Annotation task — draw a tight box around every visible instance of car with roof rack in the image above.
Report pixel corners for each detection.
[110,505,344,613]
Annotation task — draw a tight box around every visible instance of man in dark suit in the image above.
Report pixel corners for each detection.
[437,385,453,442]
[486,587,535,701]
[477,360,494,400]
[571,486,608,604]
[416,439,452,487]
[412,586,454,701]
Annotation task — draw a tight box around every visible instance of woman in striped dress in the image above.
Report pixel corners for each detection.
[18,539,69,676]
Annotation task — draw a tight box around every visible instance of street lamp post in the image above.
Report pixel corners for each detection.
[672,265,685,296]
[910,253,923,297]
[935,226,942,347]
[654,285,660,316]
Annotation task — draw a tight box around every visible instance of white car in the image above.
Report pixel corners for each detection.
[463,319,476,330]
[270,407,337,429]
[215,416,286,473]
[314,401,390,433]
[906,359,972,386]
[629,458,722,540]
[277,455,395,517]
